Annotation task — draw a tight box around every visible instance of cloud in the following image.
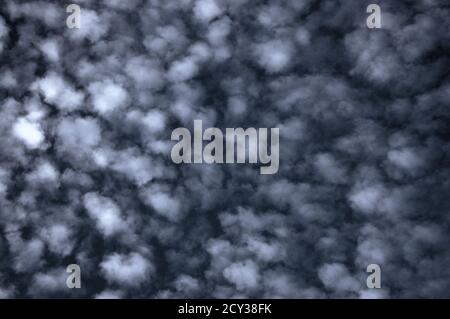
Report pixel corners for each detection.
[83,192,126,237]
[318,263,360,294]
[223,260,261,291]
[194,0,223,23]
[35,72,84,111]
[100,252,153,287]
[12,117,45,149]
[255,40,293,73]
[88,80,128,115]
[0,0,449,299]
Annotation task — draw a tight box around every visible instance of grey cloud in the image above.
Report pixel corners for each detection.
[0,0,449,299]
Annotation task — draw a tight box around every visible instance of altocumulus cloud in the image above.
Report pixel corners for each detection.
[0,0,449,299]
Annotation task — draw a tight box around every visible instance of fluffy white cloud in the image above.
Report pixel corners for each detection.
[141,110,167,134]
[100,252,153,286]
[125,57,164,90]
[314,153,347,184]
[111,151,156,186]
[194,0,223,23]
[88,80,128,115]
[35,72,84,111]
[12,118,45,149]
[255,40,293,73]
[140,188,182,222]
[168,58,199,82]
[39,40,60,63]
[223,260,260,291]
[83,193,126,236]
[349,184,388,215]
[387,148,426,171]
[57,117,101,149]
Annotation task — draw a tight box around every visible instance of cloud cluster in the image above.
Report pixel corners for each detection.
[0,0,449,298]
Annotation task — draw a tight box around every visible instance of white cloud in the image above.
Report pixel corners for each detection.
[100,252,153,286]
[173,274,200,294]
[39,39,60,63]
[83,193,126,236]
[168,58,199,82]
[255,40,292,73]
[112,151,156,186]
[12,117,45,149]
[125,57,164,90]
[349,185,387,215]
[140,189,182,222]
[194,0,223,23]
[88,80,128,115]
[387,148,426,171]
[318,263,360,293]
[57,117,101,150]
[35,72,84,112]
[141,110,167,134]
[223,260,260,291]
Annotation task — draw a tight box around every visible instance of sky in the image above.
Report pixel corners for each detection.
[0,0,449,298]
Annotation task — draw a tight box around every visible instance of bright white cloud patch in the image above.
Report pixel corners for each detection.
[12,118,45,149]
[223,260,260,291]
[349,185,387,215]
[83,193,126,236]
[387,148,426,171]
[112,151,156,186]
[194,0,223,23]
[140,189,182,222]
[39,40,60,62]
[141,110,167,133]
[100,252,153,286]
[168,58,199,82]
[255,40,292,73]
[88,80,128,115]
[35,72,84,111]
